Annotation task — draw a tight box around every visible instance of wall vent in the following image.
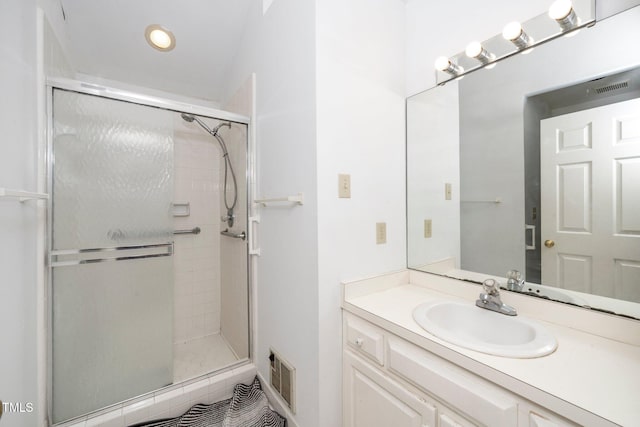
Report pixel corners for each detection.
[269,348,296,413]
[594,81,629,94]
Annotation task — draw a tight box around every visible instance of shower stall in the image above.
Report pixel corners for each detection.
[47,81,251,424]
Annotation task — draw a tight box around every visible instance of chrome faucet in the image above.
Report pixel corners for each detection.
[476,279,517,316]
[506,269,525,291]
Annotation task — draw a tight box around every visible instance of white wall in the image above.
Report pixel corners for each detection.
[223,1,407,426]
[0,1,40,426]
[38,0,74,80]
[222,1,320,426]
[315,1,406,425]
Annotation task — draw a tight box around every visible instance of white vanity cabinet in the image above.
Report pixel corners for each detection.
[343,312,577,427]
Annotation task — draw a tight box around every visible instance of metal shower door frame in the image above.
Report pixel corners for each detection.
[45,77,252,425]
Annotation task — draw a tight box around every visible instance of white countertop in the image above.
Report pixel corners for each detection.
[342,270,640,427]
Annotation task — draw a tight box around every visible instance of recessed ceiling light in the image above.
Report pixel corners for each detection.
[145,24,175,52]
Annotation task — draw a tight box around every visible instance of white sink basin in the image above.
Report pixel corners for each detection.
[412,300,557,358]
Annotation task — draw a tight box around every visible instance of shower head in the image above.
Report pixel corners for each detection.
[181,113,214,134]
[180,113,231,135]
[181,113,195,123]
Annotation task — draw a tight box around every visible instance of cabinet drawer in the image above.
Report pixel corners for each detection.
[387,338,518,427]
[345,315,385,365]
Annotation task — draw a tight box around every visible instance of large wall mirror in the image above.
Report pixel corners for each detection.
[407,5,640,319]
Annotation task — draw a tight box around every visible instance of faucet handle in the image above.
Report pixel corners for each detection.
[506,269,525,291]
[482,279,500,296]
[507,269,522,280]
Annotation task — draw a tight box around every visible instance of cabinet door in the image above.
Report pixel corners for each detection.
[439,408,479,427]
[344,350,437,427]
[523,408,580,427]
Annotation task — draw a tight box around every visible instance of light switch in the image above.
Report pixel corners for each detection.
[376,222,387,244]
[424,219,432,238]
[445,183,452,200]
[338,174,351,198]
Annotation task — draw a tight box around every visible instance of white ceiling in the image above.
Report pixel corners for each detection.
[58,0,253,103]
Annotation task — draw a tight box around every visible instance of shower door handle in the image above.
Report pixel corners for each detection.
[220,229,246,240]
[248,216,261,256]
[525,224,536,250]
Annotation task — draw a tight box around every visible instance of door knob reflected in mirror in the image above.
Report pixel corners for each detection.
[544,239,555,248]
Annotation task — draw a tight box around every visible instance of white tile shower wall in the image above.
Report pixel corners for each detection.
[173,128,222,344]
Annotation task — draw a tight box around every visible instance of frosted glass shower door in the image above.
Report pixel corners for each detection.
[51,89,174,423]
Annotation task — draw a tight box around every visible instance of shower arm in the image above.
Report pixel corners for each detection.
[192,116,231,137]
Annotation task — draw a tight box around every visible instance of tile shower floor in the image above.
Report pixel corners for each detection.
[173,333,238,382]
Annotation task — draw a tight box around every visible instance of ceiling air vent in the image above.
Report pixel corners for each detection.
[594,81,629,94]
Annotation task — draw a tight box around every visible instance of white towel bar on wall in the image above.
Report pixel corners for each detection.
[0,187,49,202]
[460,198,502,204]
[254,192,304,206]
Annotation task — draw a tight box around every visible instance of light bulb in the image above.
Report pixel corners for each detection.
[502,22,523,41]
[145,25,176,51]
[549,0,579,31]
[434,56,463,76]
[434,56,451,71]
[465,41,482,58]
[502,21,533,50]
[549,0,573,20]
[465,41,494,65]
[150,30,171,48]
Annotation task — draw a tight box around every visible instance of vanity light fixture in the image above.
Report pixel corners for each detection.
[502,21,533,50]
[435,56,463,76]
[549,0,579,31]
[465,41,495,65]
[433,0,594,85]
[145,24,175,52]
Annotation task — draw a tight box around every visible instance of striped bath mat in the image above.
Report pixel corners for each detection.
[134,376,286,427]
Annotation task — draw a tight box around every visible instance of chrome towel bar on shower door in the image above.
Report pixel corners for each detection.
[173,227,201,235]
[50,242,174,267]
